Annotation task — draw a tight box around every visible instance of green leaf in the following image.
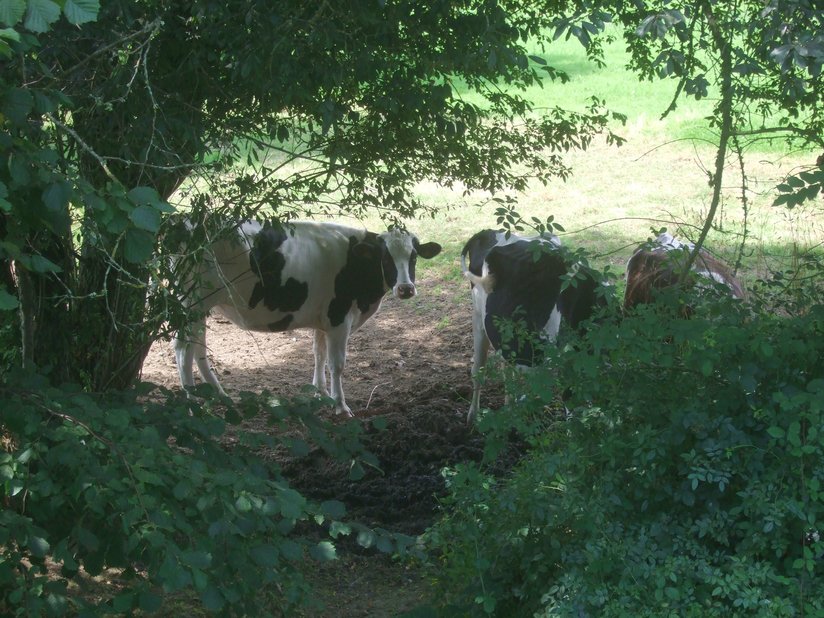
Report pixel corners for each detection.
[42,181,72,212]
[63,0,98,25]
[309,541,336,562]
[356,529,376,548]
[0,0,25,26]
[249,544,279,568]
[200,586,224,612]
[129,205,161,233]
[320,500,346,519]
[138,591,162,613]
[112,592,134,613]
[349,460,365,481]
[77,527,99,551]
[24,0,60,33]
[19,253,62,273]
[787,421,802,448]
[127,186,160,205]
[700,359,713,377]
[28,535,50,558]
[278,487,306,519]
[235,494,252,512]
[1,87,33,125]
[182,550,211,569]
[767,426,785,439]
[0,287,19,310]
[123,228,154,264]
[279,539,302,561]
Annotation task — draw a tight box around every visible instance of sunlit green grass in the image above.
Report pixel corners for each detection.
[453,32,716,144]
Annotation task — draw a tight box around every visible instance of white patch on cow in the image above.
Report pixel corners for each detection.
[380,229,418,298]
[695,269,728,286]
[543,305,562,343]
[655,232,693,252]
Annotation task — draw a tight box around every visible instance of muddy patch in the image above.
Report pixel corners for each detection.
[141,277,510,534]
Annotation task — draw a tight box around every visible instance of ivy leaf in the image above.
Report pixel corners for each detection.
[24,0,60,33]
[63,0,98,25]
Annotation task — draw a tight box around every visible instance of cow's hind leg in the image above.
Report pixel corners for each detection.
[175,319,226,396]
[325,325,353,417]
[467,309,491,424]
[312,329,330,397]
[174,327,197,389]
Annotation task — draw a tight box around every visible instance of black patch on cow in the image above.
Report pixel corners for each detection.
[483,241,568,366]
[327,233,389,327]
[247,224,309,313]
[557,272,608,332]
[461,229,500,277]
[268,315,294,332]
[379,234,399,291]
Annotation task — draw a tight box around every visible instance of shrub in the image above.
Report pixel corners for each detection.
[0,374,409,616]
[426,295,824,616]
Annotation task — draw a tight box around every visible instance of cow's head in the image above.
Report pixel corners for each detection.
[377,230,442,299]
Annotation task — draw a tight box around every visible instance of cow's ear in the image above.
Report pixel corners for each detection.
[417,242,442,259]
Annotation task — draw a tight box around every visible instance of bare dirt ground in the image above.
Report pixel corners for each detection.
[141,272,508,616]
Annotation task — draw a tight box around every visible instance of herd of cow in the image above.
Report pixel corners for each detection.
[172,219,744,422]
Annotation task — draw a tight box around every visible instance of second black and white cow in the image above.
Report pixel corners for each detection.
[174,220,441,416]
[461,229,608,423]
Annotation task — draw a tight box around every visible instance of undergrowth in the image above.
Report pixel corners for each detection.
[424,287,824,617]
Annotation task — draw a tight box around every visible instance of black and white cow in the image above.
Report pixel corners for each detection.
[461,229,608,423]
[624,232,744,312]
[174,220,441,416]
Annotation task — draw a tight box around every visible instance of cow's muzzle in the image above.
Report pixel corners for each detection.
[395,283,416,299]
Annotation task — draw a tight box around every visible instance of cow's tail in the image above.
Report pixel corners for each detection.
[460,247,470,276]
[464,270,495,294]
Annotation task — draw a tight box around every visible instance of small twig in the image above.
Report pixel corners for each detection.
[365,382,391,409]
[45,113,123,186]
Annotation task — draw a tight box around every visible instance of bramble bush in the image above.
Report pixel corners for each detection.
[425,290,824,617]
[0,372,410,616]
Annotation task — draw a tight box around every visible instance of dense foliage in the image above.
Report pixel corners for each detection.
[1,375,409,615]
[426,290,824,616]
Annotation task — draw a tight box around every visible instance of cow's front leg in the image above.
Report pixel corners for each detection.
[325,325,353,417]
[312,329,329,396]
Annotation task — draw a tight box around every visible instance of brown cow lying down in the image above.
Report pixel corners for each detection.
[624,232,744,312]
